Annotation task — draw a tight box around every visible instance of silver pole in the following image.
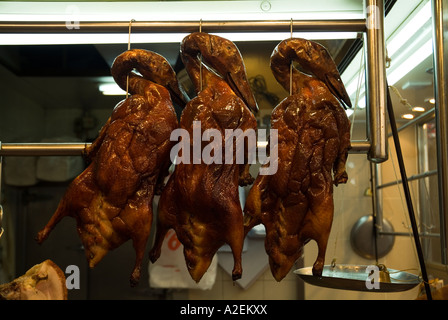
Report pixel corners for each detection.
[0,20,367,34]
[365,0,388,163]
[0,141,372,156]
[432,0,448,264]
[0,143,89,156]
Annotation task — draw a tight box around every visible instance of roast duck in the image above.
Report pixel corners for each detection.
[243,38,352,281]
[36,49,186,286]
[149,32,258,282]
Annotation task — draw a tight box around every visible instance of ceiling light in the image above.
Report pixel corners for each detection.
[387,38,433,85]
[342,0,433,105]
[0,1,364,22]
[428,98,436,104]
[412,106,425,112]
[386,2,432,57]
[0,1,363,45]
[0,31,358,45]
[401,114,414,120]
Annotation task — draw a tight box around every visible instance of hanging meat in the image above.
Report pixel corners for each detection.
[0,260,67,300]
[243,38,352,281]
[149,32,258,282]
[36,49,186,286]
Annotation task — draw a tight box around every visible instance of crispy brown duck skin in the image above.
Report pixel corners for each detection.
[149,32,258,282]
[243,38,351,281]
[36,49,185,287]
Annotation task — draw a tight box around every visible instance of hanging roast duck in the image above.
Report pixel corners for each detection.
[149,32,258,282]
[36,49,186,286]
[243,38,352,281]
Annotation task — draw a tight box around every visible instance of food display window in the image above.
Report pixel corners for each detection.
[0,0,447,302]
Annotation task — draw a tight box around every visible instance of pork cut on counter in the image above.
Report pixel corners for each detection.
[243,38,352,281]
[0,260,67,300]
[149,32,258,282]
[36,49,186,286]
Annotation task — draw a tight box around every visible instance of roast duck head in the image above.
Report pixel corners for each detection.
[180,32,258,113]
[111,48,188,108]
[270,38,352,109]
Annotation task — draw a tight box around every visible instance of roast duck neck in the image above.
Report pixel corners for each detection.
[149,32,258,283]
[36,49,185,287]
[270,38,352,109]
[244,38,352,281]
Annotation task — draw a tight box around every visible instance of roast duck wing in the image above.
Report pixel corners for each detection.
[36,49,186,286]
[243,38,352,281]
[149,32,258,282]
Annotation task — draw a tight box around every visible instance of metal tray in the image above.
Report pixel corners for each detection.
[294,264,421,292]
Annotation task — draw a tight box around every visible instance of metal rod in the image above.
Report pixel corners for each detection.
[365,0,388,163]
[370,162,380,264]
[432,0,448,265]
[374,162,384,231]
[379,231,440,238]
[349,140,371,153]
[0,19,367,34]
[376,169,438,189]
[386,84,432,300]
[0,140,372,156]
[0,143,89,156]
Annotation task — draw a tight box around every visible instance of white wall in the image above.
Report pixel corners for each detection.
[304,123,422,300]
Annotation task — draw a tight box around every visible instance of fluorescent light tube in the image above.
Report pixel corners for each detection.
[387,39,433,85]
[386,1,432,57]
[0,32,358,45]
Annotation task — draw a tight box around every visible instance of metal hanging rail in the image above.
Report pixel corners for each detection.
[0,0,387,161]
[0,19,367,34]
[0,141,371,157]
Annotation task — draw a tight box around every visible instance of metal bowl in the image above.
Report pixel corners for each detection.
[350,215,395,259]
[294,264,420,292]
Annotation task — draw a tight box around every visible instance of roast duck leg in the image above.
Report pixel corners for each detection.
[149,32,258,282]
[243,38,352,281]
[36,49,186,286]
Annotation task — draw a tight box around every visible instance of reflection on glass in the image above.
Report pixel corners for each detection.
[418,118,440,263]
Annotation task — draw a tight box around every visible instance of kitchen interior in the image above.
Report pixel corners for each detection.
[0,0,447,300]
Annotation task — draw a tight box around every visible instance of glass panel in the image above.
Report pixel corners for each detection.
[418,118,441,263]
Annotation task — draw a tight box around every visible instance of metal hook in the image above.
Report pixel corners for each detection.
[199,19,203,92]
[0,144,3,239]
[126,19,135,98]
[289,18,293,96]
[0,205,3,239]
[290,18,293,39]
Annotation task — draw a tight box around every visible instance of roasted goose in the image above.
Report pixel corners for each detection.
[36,49,186,286]
[149,32,258,282]
[243,38,352,281]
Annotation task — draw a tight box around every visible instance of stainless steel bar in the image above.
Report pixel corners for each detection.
[349,140,371,153]
[0,143,89,156]
[379,231,440,238]
[0,141,371,156]
[432,0,448,265]
[0,19,367,34]
[365,0,388,163]
[370,162,380,261]
[374,163,384,231]
[376,169,438,190]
